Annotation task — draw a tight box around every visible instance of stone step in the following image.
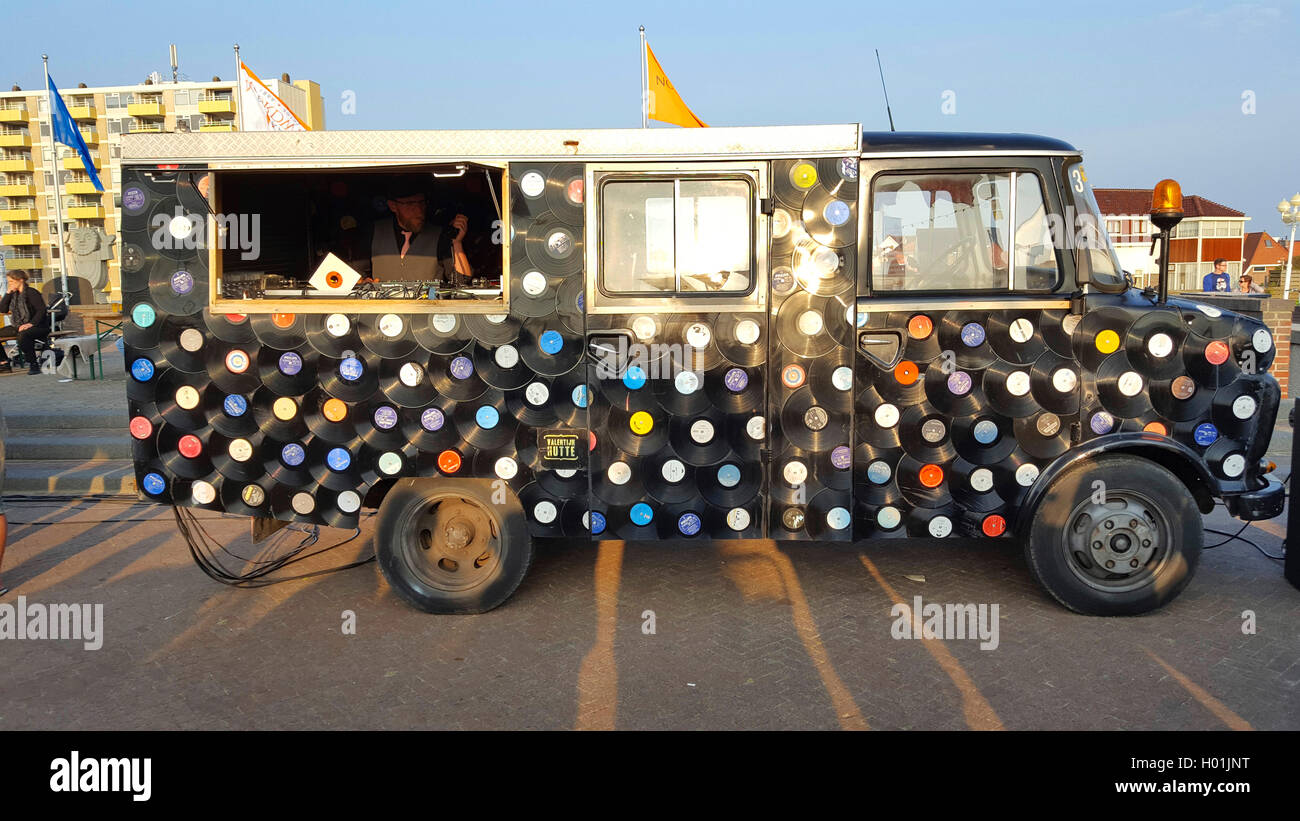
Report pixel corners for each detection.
[6,429,132,460]
[4,410,125,431]
[4,458,137,496]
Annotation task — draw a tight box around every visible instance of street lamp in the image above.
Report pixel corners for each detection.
[1279,192,1300,300]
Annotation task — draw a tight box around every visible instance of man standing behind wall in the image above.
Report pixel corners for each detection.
[1202,258,1231,292]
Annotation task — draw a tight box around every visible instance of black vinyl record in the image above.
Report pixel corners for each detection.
[982,358,1042,418]
[155,315,209,374]
[990,447,1045,502]
[698,456,762,508]
[856,384,904,450]
[250,386,309,441]
[202,308,258,344]
[817,156,860,200]
[1089,353,1154,419]
[509,264,565,319]
[316,487,364,530]
[306,439,365,492]
[703,362,763,414]
[203,340,260,395]
[951,412,1018,465]
[799,185,856,250]
[123,309,163,349]
[1014,412,1071,460]
[250,312,309,350]
[505,378,561,427]
[1182,333,1241,389]
[1210,382,1263,438]
[360,444,417,486]
[427,350,488,402]
[808,349,855,414]
[518,318,583,376]
[260,436,315,488]
[923,361,986,417]
[589,443,647,506]
[855,442,903,506]
[805,489,854,538]
[669,316,725,373]
[854,501,909,540]
[1029,350,1081,416]
[133,458,175,504]
[701,501,762,539]
[545,166,585,224]
[1124,309,1188,381]
[898,403,959,465]
[400,398,460,454]
[473,341,534,391]
[905,505,962,538]
[607,404,671,458]
[714,312,766,367]
[124,346,167,401]
[216,475,269,517]
[987,311,1048,365]
[355,397,407,451]
[319,353,381,403]
[1178,302,1236,339]
[462,312,523,347]
[155,368,211,430]
[410,312,474,355]
[555,275,585,335]
[269,483,324,524]
[471,447,532,492]
[667,407,731,467]
[203,384,258,438]
[379,354,438,408]
[1149,371,1214,422]
[773,158,820,209]
[552,367,593,427]
[157,423,215,480]
[524,212,583,276]
[641,449,699,505]
[1040,309,1080,357]
[452,389,516,450]
[1074,307,1134,372]
[511,164,557,219]
[300,387,360,444]
[1232,315,1276,373]
[813,443,854,492]
[770,445,825,507]
[937,312,997,370]
[305,312,363,358]
[871,356,927,407]
[358,311,420,359]
[209,430,266,482]
[896,454,953,509]
[654,503,709,540]
[119,241,150,288]
[725,411,765,462]
[948,457,1007,511]
[145,241,208,316]
[534,459,587,499]
[257,344,318,397]
[780,386,849,452]
[775,292,839,358]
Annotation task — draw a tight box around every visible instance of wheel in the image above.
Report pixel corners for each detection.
[375,479,532,614]
[1025,455,1202,615]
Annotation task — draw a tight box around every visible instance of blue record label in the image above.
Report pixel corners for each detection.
[123,186,147,214]
[339,357,364,381]
[449,356,474,379]
[961,322,986,347]
[131,303,156,328]
[130,358,155,382]
[623,366,647,390]
[678,512,702,536]
[630,503,654,526]
[724,367,749,392]
[973,419,999,444]
[141,472,166,495]
[1193,423,1219,446]
[278,351,303,376]
[373,406,399,430]
[420,407,445,432]
[476,405,500,429]
[223,394,248,417]
[1090,412,1115,435]
[571,384,590,408]
[281,443,306,466]
[590,511,607,535]
[539,330,564,355]
[170,270,194,296]
[326,447,351,471]
[831,445,851,469]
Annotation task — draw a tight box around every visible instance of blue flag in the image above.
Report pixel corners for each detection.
[46,74,103,192]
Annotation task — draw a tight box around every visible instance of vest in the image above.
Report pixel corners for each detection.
[371,219,443,281]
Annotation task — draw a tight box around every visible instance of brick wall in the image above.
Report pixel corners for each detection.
[1260,297,1291,398]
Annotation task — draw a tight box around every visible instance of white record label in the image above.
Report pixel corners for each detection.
[661,459,686,483]
[632,316,657,340]
[746,416,765,440]
[1222,454,1246,478]
[1008,318,1034,343]
[533,500,557,523]
[520,172,546,198]
[690,419,715,443]
[291,492,315,515]
[378,313,403,337]
[1006,371,1031,396]
[826,507,851,530]
[1232,395,1256,419]
[1117,371,1144,397]
[970,468,994,492]
[1147,333,1173,358]
[1252,329,1272,353]
[736,320,761,345]
[522,271,547,296]
[875,403,900,428]
[525,382,550,406]
[607,462,632,485]
[337,491,362,513]
[495,345,520,368]
[797,310,824,336]
[191,480,216,505]
[928,516,953,538]
[1052,368,1077,393]
[399,362,424,387]
[1015,463,1040,487]
[832,366,853,391]
[685,322,712,349]
[229,438,253,462]
[494,457,518,480]
[378,452,403,475]
[727,507,751,531]
[675,370,700,395]
[877,506,901,529]
[431,314,457,333]
[783,461,808,486]
[326,313,351,337]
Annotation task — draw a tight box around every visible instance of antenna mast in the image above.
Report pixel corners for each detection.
[875,49,896,132]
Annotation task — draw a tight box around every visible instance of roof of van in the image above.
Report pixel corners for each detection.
[861,132,1078,154]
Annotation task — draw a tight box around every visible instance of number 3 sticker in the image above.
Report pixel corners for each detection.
[1071,168,1086,193]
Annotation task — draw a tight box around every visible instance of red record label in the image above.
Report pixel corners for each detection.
[178,434,203,458]
[1204,340,1230,365]
[129,416,152,440]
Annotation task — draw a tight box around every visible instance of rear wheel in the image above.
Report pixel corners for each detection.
[376,479,531,614]
[1026,455,1202,615]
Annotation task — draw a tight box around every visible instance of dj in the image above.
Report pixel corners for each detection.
[366,180,472,284]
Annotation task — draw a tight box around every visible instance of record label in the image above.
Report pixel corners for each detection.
[242,484,266,506]
[556,468,578,479]
[629,411,653,435]
[1090,412,1115,435]
[399,362,425,387]
[928,515,953,538]
[790,162,818,188]
[783,461,808,486]
[1006,371,1031,396]
[1193,423,1218,446]
[281,443,306,466]
[718,464,741,488]
[1171,376,1196,400]
[179,328,204,352]
[495,345,520,368]
[373,406,399,429]
[1051,368,1077,393]
[169,216,195,241]
[175,386,201,410]
[225,350,250,374]
[449,356,474,380]
[686,323,712,349]
[746,416,765,440]
[129,417,152,439]
[1252,329,1273,353]
[432,314,457,334]
[921,418,947,443]
[326,314,351,337]
[279,352,303,376]
[894,361,918,385]
[727,508,751,531]
[522,271,547,296]
[726,368,750,392]
[773,208,792,239]
[1195,303,1222,318]
[327,448,352,471]
[632,316,657,340]
[273,397,297,421]
[970,468,994,492]
[1036,413,1061,437]
[675,370,701,395]
[192,480,216,505]
[1095,330,1120,354]
[476,406,500,429]
[772,267,794,294]
[1143,422,1168,435]
[170,271,195,296]
[874,404,900,428]
[736,320,761,345]
[1015,463,1040,487]
[229,438,253,462]
[131,303,157,328]
[488,456,516,480]
[797,311,824,336]
[866,460,892,484]
[272,313,296,329]
[823,200,851,227]
[545,231,573,258]
[142,473,166,495]
[678,513,702,536]
[690,419,715,443]
[781,364,806,389]
[520,171,546,197]
[1222,454,1245,477]
[831,445,851,469]
[948,372,973,396]
[623,365,647,390]
[291,493,315,515]
[1148,333,1174,358]
[1204,341,1230,365]
[908,315,934,339]
[629,503,654,526]
[339,357,364,381]
[1232,395,1257,419]
[662,459,686,482]
[437,450,461,473]
[123,186,147,214]
[1061,314,1082,335]
[832,366,853,391]
[589,511,607,535]
[826,506,852,530]
[571,385,590,408]
[421,407,446,431]
[982,515,1007,537]
[782,508,805,530]
[337,490,362,513]
[378,314,404,338]
[608,462,632,485]
[877,506,902,529]
[961,322,986,347]
[131,358,156,382]
[804,407,828,431]
[322,398,347,422]
[178,435,202,458]
[360,451,395,477]
[1117,371,1144,397]
[524,382,550,406]
[1009,318,1035,343]
[919,464,944,488]
[973,420,999,444]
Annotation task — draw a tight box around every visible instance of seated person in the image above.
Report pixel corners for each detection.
[0,270,49,375]
[355,180,472,285]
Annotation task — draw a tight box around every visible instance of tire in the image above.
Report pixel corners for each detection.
[375,478,532,614]
[1025,455,1202,616]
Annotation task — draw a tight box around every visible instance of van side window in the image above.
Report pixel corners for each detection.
[871,171,1059,293]
[601,177,753,295]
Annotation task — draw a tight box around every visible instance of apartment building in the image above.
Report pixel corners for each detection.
[0,72,323,303]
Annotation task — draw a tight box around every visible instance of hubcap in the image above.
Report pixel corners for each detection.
[1062,489,1169,593]
[403,498,500,592]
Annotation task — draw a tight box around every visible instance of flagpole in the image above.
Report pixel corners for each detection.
[234,43,244,132]
[639,26,648,128]
[42,54,70,309]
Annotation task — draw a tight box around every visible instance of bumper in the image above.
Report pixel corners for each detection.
[1223,477,1286,521]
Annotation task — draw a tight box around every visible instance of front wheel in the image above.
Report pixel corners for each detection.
[376,479,532,614]
[1025,455,1202,616]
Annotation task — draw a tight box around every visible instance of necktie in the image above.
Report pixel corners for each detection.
[400,230,412,259]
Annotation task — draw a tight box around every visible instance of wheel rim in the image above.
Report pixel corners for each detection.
[1060,488,1171,594]
[398,495,502,593]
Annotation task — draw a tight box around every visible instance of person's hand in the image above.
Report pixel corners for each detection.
[451,214,468,243]
[17,323,32,332]
[5,279,17,293]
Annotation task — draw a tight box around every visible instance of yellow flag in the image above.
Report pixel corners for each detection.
[645,43,707,128]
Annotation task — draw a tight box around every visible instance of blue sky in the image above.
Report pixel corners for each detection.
[7,0,1299,235]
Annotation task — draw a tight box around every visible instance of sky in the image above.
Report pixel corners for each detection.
[6,0,1299,235]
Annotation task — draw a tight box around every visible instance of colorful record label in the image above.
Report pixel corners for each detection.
[590,511,607,535]
[824,200,851,227]
[281,443,306,466]
[1090,411,1115,435]
[191,480,216,505]
[921,418,947,443]
[960,322,986,347]
[736,320,761,345]
[170,270,194,296]
[449,356,473,379]
[919,464,944,488]
[783,461,808,486]
[1051,368,1077,393]
[278,351,303,376]
[272,397,297,421]
[678,513,702,536]
[790,162,818,188]
[726,368,750,392]
[1147,333,1174,358]
[826,506,852,530]
[1015,463,1040,487]
[326,447,352,471]
[629,503,654,526]
[804,407,828,431]
[1095,329,1120,354]
[832,366,853,391]
[326,313,351,337]
[1204,341,1230,366]
[973,420,999,444]
[175,386,201,410]
[1008,318,1035,343]
[291,493,315,515]
[525,382,550,406]
[123,186,147,213]
[661,459,686,483]
[781,364,806,389]
[129,416,153,439]
[337,491,362,513]
[797,311,824,336]
[373,406,399,429]
[378,452,403,475]
[874,403,900,428]
[142,473,166,496]
[877,506,902,530]
[894,360,918,385]
[339,357,364,381]
[378,313,404,337]
[717,464,741,488]
[242,484,266,506]
[866,460,892,484]
[908,315,933,339]
[571,385,590,408]
[746,416,765,440]
[1006,371,1031,396]
[522,271,547,296]
[476,406,500,429]
[831,445,851,470]
[131,358,155,382]
[685,322,712,349]
[399,362,425,387]
[228,438,253,462]
[690,419,715,443]
[1171,375,1196,400]
[1232,395,1256,419]
[948,371,973,396]
[177,435,202,458]
[675,370,700,395]
[1193,423,1219,446]
[928,516,953,538]
[727,508,751,531]
[625,410,651,435]
[131,303,156,328]
[623,365,647,390]
[607,462,632,485]
[970,468,994,492]
[225,350,250,374]
[437,450,461,473]
[421,407,445,432]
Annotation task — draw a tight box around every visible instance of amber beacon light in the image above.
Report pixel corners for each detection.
[1149,179,1184,304]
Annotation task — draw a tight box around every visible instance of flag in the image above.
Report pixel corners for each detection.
[46,75,103,191]
[645,43,707,128]
[237,61,308,132]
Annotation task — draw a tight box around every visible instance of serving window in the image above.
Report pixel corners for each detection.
[207,163,507,313]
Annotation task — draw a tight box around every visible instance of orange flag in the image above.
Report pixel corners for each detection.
[645,43,707,128]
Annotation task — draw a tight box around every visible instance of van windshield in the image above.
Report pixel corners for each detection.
[1064,160,1126,290]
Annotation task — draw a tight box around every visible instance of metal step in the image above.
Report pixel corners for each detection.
[4,458,138,496]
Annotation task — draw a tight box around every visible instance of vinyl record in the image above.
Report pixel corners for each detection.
[1074,307,1134,372]
[203,384,259,438]
[545,165,585,225]
[154,315,210,374]
[704,362,763,414]
[854,442,903,506]
[856,384,904,449]
[500,378,557,428]
[773,158,821,209]
[561,500,596,540]
[826,292,857,350]
[1123,309,1188,380]
[898,403,959,465]
[799,185,856,250]
[817,156,860,200]
[534,459,588,499]
[472,446,533,491]
[775,292,839,358]
[175,475,224,512]
[1149,371,1214,422]
[714,312,766,367]
[770,445,825,507]
[871,355,927,407]
[462,312,523,347]
[124,345,168,401]
[982,358,1042,418]
[360,444,417,486]
[854,500,910,540]
[1079,402,1123,440]
[257,345,318,397]
[1117,410,1176,436]
[668,407,731,466]
[698,456,762,508]
[805,489,855,538]
[813,442,854,492]
[119,174,170,231]
[303,312,362,358]
[261,436,315,488]
[452,389,516,450]
[608,404,671,457]
[400,398,460,454]
[1014,411,1071,460]
[779,386,849,452]
[669,316,726,373]
[354,397,407,450]
[1232,315,1276,374]
[951,412,1018,465]
[319,353,381,403]
[220,476,271,518]
[702,501,763,539]
[1210,382,1264,438]
[524,212,583,277]
[203,340,260,394]
[123,305,163,349]
[1029,350,1081,416]
[641,448,699,505]
[808,349,855,414]
[315,487,363,530]
[411,312,474,355]
[904,505,963,538]
[726,411,766,462]
[269,483,324,524]
[511,164,558,220]
[134,458,175,504]
[119,241,150,288]
[923,361,986,417]
[1089,353,1153,419]
[202,308,258,344]
[250,312,309,350]
[649,502,705,540]
[427,350,488,402]
[990,447,1046,502]
[606,502,660,540]
[1178,302,1235,339]
[892,309,944,364]
[987,311,1048,365]
[155,368,211,430]
[1040,309,1079,357]
[552,367,593,427]
[356,312,419,359]
[1182,333,1241,389]
[472,341,534,391]
[157,423,215,480]
[306,440,365,492]
[948,457,1008,511]
[651,361,713,417]
[209,430,266,482]
[250,386,309,442]
[555,275,585,335]
[895,454,953,509]
[590,445,647,506]
[937,312,997,370]
[380,354,438,408]
[1203,436,1249,483]
[509,265,564,319]
[518,318,583,377]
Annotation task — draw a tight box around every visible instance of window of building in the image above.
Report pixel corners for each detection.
[174,90,190,107]
[105,93,120,108]
[108,120,122,135]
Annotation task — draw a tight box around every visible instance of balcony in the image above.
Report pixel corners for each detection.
[0,103,28,124]
[126,100,164,119]
[198,96,236,116]
[62,154,100,170]
[67,204,104,219]
[0,208,38,221]
[3,253,43,269]
[199,122,237,132]
[66,101,97,122]
[0,182,35,197]
[78,128,98,145]
[65,179,100,195]
[0,157,33,173]
[128,121,165,134]
[0,130,31,148]
[1,230,40,246]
